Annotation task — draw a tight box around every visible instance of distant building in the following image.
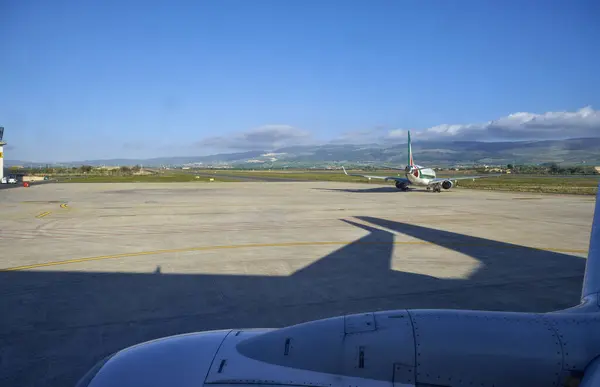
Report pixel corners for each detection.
[97,166,120,171]
[595,166,600,174]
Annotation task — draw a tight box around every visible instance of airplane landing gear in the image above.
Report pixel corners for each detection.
[431,184,442,193]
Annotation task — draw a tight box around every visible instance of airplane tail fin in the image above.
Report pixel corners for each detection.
[408,131,414,166]
[581,183,600,301]
[342,166,348,175]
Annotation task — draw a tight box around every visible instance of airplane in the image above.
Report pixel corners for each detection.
[77,184,600,387]
[342,131,499,192]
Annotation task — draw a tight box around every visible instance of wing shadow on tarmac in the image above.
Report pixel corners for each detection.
[0,218,586,387]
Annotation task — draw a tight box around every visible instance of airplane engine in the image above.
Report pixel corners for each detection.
[395,181,409,190]
[76,312,418,387]
[441,180,453,190]
[76,309,591,387]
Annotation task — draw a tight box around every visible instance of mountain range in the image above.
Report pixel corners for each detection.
[6,137,600,168]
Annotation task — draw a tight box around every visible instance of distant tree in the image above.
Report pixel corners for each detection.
[548,163,562,175]
[80,165,93,174]
[120,166,131,175]
[131,165,141,172]
[567,166,584,175]
[507,164,514,170]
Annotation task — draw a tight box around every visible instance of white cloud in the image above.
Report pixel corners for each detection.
[390,106,600,142]
[198,125,312,150]
[194,107,599,153]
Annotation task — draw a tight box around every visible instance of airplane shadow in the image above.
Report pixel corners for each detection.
[313,187,416,193]
[0,217,586,387]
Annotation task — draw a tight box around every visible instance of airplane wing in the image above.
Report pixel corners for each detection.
[427,174,502,185]
[342,166,409,184]
[379,164,406,171]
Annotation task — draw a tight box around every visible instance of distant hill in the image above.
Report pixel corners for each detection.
[6,137,600,167]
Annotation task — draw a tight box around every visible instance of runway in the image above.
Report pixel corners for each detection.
[0,181,594,387]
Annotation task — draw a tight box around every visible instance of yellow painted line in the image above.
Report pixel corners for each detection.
[35,211,52,219]
[0,241,588,272]
[60,203,68,208]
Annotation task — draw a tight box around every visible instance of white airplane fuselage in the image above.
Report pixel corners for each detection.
[405,165,437,186]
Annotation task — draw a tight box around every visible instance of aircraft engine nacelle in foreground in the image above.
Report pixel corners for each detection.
[441,180,453,190]
[78,309,600,387]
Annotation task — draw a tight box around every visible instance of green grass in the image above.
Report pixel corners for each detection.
[56,174,240,183]
[453,175,599,195]
[202,169,396,183]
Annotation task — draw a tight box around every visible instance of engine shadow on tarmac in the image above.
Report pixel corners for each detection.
[0,218,587,387]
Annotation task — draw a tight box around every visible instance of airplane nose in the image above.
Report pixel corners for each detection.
[77,330,231,387]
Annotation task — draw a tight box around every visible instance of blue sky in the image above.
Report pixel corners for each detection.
[1,0,599,161]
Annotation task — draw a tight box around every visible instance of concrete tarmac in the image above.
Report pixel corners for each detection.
[0,182,595,386]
